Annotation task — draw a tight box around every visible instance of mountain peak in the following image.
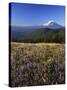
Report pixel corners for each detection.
[43,20,56,26]
[43,20,62,29]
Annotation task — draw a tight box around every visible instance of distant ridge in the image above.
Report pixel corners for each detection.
[11,20,65,43]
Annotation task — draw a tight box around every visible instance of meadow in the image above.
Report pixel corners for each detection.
[11,42,65,87]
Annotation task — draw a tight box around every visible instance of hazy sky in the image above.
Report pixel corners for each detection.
[10,3,65,27]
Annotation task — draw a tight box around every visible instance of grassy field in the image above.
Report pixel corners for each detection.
[10,42,65,87]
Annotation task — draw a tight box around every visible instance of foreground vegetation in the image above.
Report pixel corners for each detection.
[10,43,65,87]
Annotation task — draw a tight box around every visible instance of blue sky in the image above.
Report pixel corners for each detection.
[10,3,65,27]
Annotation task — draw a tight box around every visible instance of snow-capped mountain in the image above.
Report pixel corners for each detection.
[43,20,63,29]
[11,20,65,43]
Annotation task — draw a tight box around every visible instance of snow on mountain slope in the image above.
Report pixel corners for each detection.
[43,20,63,29]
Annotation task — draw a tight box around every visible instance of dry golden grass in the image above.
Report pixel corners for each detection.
[10,42,65,87]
